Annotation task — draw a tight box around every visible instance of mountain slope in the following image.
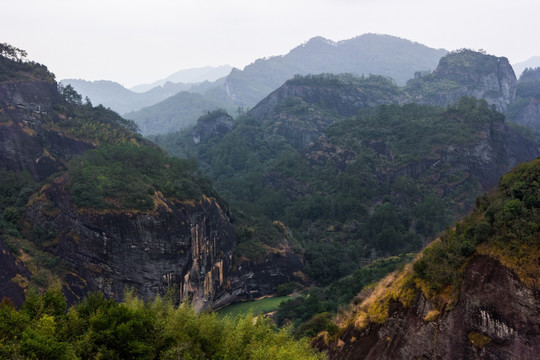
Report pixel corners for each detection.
[0,49,300,310]
[317,157,540,359]
[124,90,235,136]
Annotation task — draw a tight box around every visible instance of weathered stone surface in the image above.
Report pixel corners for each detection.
[0,80,93,181]
[414,52,517,112]
[26,177,238,310]
[320,255,540,360]
[512,97,540,132]
[0,239,30,307]
[191,112,235,144]
[248,81,401,150]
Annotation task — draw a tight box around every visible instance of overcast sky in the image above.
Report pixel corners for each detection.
[3,0,539,87]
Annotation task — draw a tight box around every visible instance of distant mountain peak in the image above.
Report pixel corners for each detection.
[301,36,337,47]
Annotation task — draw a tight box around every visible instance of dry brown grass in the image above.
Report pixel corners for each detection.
[477,241,540,289]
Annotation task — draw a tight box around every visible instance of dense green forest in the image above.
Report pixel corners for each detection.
[0,290,324,359]
[155,96,504,284]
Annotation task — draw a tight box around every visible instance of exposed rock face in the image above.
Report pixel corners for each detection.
[0,80,94,181]
[512,97,540,132]
[320,255,540,359]
[0,76,303,311]
[0,240,30,307]
[214,251,305,309]
[409,50,517,112]
[191,112,235,144]
[26,177,238,310]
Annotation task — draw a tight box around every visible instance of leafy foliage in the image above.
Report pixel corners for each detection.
[68,144,217,211]
[0,291,325,359]
[413,157,540,293]
[157,97,501,286]
[0,44,55,83]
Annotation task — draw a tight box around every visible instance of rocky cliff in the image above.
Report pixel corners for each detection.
[506,68,540,132]
[319,254,539,359]
[25,176,238,310]
[191,110,235,144]
[248,74,403,149]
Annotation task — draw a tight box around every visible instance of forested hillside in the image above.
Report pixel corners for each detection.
[0,45,304,312]
[153,69,539,334]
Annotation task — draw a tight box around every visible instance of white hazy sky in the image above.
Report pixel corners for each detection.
[2,0,539,87]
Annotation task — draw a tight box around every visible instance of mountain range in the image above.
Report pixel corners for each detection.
[2,39,540,359]
[130,65,233,93]
[64,34,447,135]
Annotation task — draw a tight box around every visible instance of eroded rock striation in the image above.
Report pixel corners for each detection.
[319,254,540,359]
[26,176,238,310]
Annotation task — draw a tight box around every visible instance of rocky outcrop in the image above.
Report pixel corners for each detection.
[214,251,305,309]
[408,50,517,112]
[26,177,238,310]
[386,119,539,192]
[320,255,540,360]
[191,111,235,144]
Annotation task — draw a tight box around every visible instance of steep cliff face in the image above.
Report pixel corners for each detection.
[191,110,235,144]
[392,118,538,191]
[320,254,540,360]
[25,176,238,310]
[0,55,289,311]
[0,80,94,181]
[0,240,30,307]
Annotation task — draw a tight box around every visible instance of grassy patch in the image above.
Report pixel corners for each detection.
[217,296,291,318]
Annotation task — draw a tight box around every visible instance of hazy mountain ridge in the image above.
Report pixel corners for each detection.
[130,65,233,93]
[60,78,194,115]
[223,33,446,107]
[512,56,540,78]
[98,34,447,136]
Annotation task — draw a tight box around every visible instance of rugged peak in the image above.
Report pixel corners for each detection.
[407,49,516,112]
